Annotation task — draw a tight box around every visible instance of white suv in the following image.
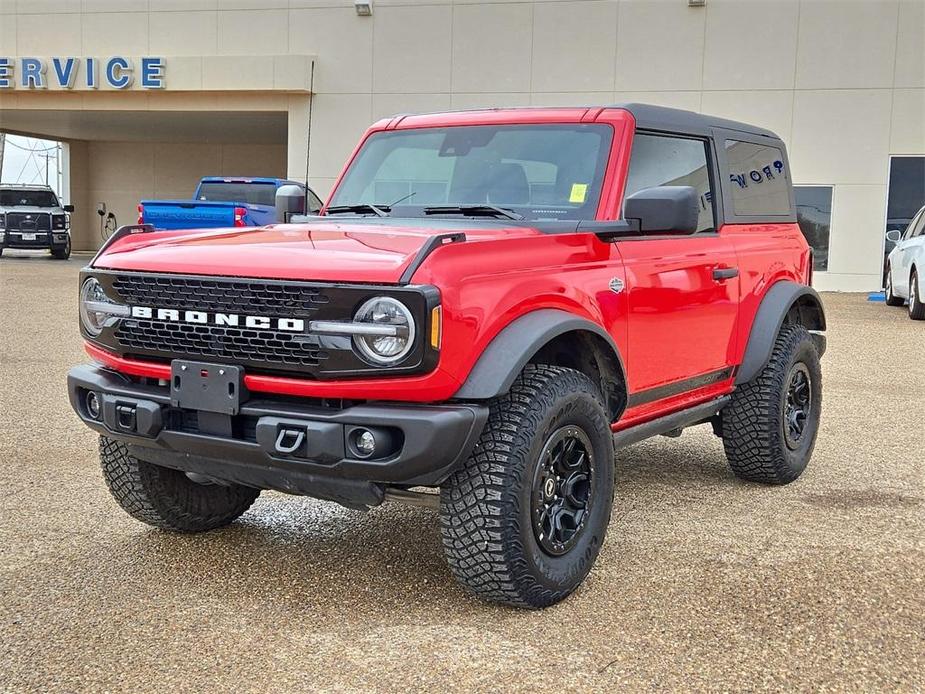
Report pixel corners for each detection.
[0,184,74,260]
[885,203,925,320]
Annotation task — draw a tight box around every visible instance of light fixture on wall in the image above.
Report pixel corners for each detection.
[688,0,705,6]
[355,0,372,16]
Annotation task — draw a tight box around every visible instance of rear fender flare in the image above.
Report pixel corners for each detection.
[736,281,826,385]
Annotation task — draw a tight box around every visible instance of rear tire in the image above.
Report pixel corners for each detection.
[722,324,822,485]
[885,267,904,306]
[909,270,925,320]
[99,436,260,532]
[440,365,615,609]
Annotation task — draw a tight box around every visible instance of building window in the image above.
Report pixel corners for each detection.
[724,140,792,217]
[794,186,832,272]
[625,134,715,232]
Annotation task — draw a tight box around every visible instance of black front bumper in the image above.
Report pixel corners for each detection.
[68,364,488,508]
[1,231,69,250]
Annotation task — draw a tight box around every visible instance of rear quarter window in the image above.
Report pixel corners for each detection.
[724,140,792,217]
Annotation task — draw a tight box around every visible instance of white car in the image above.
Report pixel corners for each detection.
[885,204,925,320]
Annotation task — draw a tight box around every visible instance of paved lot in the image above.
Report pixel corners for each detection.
[1,253,923,692]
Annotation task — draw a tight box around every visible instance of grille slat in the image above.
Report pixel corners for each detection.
[112,275,330,316]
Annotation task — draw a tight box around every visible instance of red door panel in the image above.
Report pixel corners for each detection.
[618,235,740,395]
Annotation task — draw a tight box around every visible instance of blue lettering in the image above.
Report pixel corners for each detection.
[105,57,132,89]
[749,170,762,183]
[773,160,784,175]
[86,57,98,88]
[21,58,45,88]
[0,58,11,88]
[730,173,748,189]
[762,165,774,180]
[51,57,77,88]
[140,57,164,88]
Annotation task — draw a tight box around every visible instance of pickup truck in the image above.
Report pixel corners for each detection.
[69,104,826,609]
[138,177,323,230]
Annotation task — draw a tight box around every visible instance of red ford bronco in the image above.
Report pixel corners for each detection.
[68,105,826,608]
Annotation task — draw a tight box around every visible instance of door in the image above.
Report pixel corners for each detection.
[618,133,739,400]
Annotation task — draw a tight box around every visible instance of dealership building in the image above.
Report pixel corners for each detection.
[0,0,922,291]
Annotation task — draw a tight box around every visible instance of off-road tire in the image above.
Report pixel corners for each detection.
[909,270,925,320]
[51,238,71,260]
[722,324,822,485]
[99,436,260,532]
[885,267,904,306]
[440,365,614,609]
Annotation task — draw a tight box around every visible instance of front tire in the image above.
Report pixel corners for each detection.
[51,237,71,260]
[885,267,904,306]
[440,365,615,609]
[909,270,925,320]
[722,324,822,485]
[99,436,260,532]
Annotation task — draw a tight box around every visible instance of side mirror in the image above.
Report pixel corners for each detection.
[275,184,306,223]
[63,204,75,213]
[624,186,700,235]
[885,229,902,244]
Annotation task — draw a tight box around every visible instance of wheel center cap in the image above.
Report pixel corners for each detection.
[544,478,556,499]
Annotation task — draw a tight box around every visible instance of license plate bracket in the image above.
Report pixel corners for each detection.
[170,360,246,415]
[22,233,36,241]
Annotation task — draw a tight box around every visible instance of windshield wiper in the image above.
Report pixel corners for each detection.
[325,203,390,217]
[424,205,524,221]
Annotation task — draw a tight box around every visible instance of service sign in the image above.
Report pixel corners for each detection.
[0,56,165,90]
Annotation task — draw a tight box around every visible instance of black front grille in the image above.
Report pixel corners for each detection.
[115,320,330,369]
[7,212,50,231]
[91,270,434,379]
[112,274,330,316]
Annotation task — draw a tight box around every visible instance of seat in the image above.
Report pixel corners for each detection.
[487,163,530,205]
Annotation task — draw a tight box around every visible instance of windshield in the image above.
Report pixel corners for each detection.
[329,124,613,221]
[198,182,278,206]
[0,190,60,207]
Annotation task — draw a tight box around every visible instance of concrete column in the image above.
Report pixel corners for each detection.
[63,140,97,252]
[287,94,312,185]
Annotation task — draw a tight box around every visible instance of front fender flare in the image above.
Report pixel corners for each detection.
[452,309,625,400]
[736,281,826,385]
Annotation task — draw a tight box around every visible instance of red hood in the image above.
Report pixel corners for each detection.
[95,221,539,283]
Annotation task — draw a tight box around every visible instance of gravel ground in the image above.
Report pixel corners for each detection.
[1,253,923,693]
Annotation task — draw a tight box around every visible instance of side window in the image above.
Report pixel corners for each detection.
[624,134,715,232]
[911,209,925,238]
[307,189,323,214]
[724,140,791,216]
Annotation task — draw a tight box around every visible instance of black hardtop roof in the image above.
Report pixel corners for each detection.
[615,103,780,140]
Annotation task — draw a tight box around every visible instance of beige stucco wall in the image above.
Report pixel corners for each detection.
[1,0,923,290]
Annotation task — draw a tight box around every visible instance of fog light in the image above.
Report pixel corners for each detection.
[355,429,376,457]
[86,391,101,419]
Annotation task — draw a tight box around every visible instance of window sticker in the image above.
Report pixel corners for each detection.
[569,183,588,203]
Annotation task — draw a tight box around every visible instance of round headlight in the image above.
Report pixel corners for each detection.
[352,297,415,365]
[79,277,116,336]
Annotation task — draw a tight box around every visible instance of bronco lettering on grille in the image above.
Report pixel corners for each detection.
[129,306,305,332]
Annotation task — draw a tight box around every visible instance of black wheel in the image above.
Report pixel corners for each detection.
[51,237,71,260]
[440,365,614,608]
[722,324,822,485]
[885,267,904,306]
[909,270,925,320]
[99,436,260,532]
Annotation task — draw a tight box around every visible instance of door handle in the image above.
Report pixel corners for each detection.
[713,267,739,281]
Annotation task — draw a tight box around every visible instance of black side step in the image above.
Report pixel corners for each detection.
[613,396,731,450]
